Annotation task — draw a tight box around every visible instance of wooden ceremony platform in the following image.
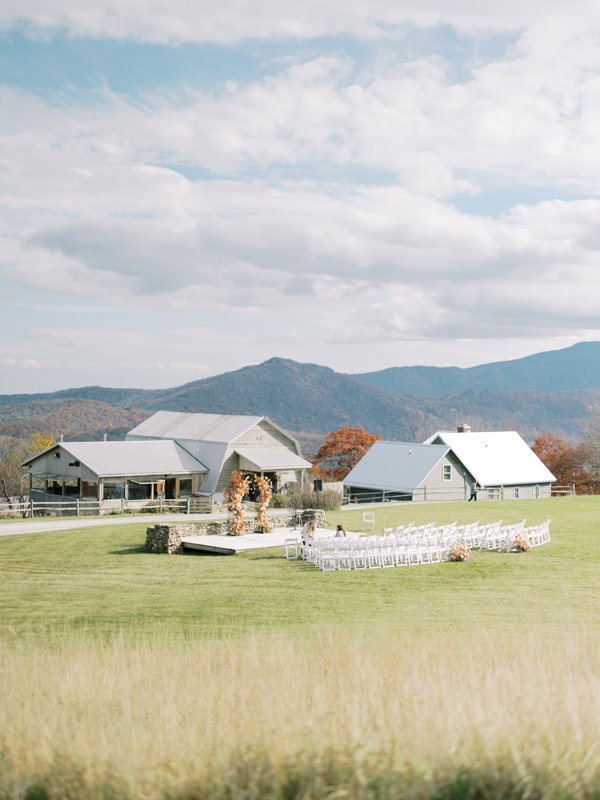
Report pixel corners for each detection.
[181,528,301,555]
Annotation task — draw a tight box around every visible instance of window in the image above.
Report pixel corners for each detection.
[443,465,452,481]
[514,487,520,498]
[103,481,125,500]
[179,478,193,497]
[128,481,150,500]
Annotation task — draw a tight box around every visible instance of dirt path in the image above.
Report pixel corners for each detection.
[0,512,226,537]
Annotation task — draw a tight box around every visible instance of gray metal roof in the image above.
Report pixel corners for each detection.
[425,431,556,486]
[127,411,264,443]
[26,441,208,478]
[236,448,312,471]
[177,441,229,495]
[343,441,450,492]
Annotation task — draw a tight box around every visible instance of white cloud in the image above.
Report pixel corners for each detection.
[2,5,600,392]
[0,358,42,369]
[1,1,597,43]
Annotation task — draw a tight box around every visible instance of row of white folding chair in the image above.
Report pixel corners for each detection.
[377,524,458,560]
[381,523,436,544]
[515,518,551,549]
[483,520,525,551]
[373,527,436,559]
[474,520,502,549]
[532,518,551,546]
[381,522,418,537]
[302,536,357,568]
[316,531,461,570]
[456,520,481,547]
[291,517,543,566]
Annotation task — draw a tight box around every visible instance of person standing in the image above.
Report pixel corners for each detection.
[468,480,479,501]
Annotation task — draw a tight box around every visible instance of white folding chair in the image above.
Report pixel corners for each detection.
[366,539,383,568]
[350,542,369,569]
[540,518,551,545]
[284,538,299,559]
[336,542,354,570]
[362,512,375,532]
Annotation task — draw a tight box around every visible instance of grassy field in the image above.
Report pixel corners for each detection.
[0,497,599,798]
[0,497,597,640]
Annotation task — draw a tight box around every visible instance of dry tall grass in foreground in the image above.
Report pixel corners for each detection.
[1,628,599,799]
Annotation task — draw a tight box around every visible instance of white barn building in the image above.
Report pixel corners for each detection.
[424,429,556,500]
[126,411,311,499]
[344,428,555,502]
[24,411,311,509]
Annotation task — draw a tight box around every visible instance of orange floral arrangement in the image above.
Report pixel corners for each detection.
[449,542,470,562]
[513,533,531,551]
[254,475,273,533]
[224,471,250,535]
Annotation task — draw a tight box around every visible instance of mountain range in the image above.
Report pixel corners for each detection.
[354,341,600,395]
[1,342,599,452]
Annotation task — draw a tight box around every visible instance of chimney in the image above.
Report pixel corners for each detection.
[457,424,471,434]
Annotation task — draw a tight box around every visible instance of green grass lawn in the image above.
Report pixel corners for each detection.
[1,497,599,800]
[1,496,598,643]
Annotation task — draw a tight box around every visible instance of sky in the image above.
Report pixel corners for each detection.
[2,1,600,393]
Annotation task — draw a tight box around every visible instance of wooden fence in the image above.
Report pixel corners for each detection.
[0,496,213,519]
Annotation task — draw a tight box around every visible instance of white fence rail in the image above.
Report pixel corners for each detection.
[0,497,193,518]
[551,484,576,496]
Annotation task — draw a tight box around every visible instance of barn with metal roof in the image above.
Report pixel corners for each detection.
[23,411,311,510]
[23,440,208,504]
[343,441,467,503]
[344,427,556,503]
[126,411,311,498]
[425,430,555,499]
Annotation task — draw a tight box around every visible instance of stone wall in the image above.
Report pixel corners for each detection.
[145,508,325,554]
[145,521,229,554]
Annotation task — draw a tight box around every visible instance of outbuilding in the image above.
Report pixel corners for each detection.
[424,429,556,500]
[344,428,555,502]
[343,441,468,503]
[23,439,208,505]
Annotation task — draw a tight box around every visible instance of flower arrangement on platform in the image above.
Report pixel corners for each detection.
[513,532,531,551]
[254,475,273,533]
[449,542,470,562]
[224,471,250,535]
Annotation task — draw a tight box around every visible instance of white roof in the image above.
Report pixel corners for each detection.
[26,440,208,478]
[127,411,264,443]
[425,431,555,486]
[236,448,312,471]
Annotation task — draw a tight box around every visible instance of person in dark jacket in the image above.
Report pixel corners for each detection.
[468,480,479,501]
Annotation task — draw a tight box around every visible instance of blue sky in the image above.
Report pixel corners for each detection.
[1,2,600,393]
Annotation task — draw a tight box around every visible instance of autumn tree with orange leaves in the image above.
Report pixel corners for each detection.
[312,426,381,482]
[531,433,594,493]
[0,432,56,508]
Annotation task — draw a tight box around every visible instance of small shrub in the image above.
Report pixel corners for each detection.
[270,493,290,508]
[287,489,341,511]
